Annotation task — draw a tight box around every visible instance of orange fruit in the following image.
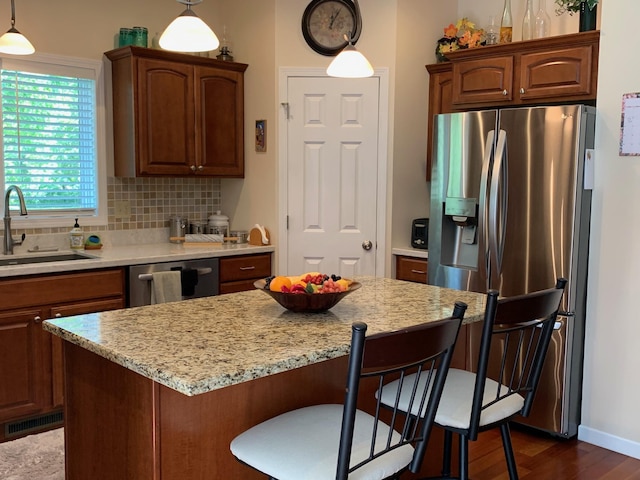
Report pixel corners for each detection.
[269,276,292,292]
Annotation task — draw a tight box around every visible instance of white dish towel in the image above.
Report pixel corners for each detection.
[150,271,182,304]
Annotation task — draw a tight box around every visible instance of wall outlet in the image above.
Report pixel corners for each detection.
[115,200,131,219]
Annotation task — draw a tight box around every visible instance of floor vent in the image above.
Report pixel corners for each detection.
[5,411,64,438]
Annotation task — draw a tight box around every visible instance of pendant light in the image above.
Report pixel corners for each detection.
[159,0,219,53]
[326,0,373,78]
[0,0,34,55]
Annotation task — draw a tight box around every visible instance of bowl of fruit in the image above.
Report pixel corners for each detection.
[254,273,361,313]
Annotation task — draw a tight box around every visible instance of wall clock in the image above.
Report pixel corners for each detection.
[301,0,361,56]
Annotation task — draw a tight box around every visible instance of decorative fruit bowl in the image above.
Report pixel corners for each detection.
[254,274,361,313]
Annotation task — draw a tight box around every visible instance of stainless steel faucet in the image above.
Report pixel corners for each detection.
[3,185,28,255]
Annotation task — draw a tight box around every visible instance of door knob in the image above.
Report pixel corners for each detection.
[362,240,373,251]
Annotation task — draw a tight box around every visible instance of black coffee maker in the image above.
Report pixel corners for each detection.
[411,218,429,249]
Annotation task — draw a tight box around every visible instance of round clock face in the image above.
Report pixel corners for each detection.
[302,0,360,56]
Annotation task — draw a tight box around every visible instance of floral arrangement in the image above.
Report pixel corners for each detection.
[554,0,598,15]
[436,18,485,63]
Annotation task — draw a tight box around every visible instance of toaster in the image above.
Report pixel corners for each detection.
[411,218,429,249]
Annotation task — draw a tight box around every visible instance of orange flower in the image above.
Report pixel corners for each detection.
[443,23,458,38]
[458,30,472,47]
[468,31,484,48]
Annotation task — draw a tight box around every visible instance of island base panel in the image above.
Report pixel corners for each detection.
[63,342,157,479]
[63,342,453,479]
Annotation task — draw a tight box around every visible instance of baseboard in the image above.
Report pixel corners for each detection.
[578,425,640,460]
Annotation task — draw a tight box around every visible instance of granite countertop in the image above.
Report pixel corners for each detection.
[0,242,275,278]
[392,247,428,259]
[43,276,486,397]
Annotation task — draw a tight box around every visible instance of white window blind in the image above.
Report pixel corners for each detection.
[2,65,97,214]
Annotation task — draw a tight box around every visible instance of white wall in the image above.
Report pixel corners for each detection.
[578,0,640,458]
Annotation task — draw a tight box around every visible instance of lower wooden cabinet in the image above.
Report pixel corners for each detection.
[0,268,125,440]
[219,253,272,294]
[395,255,428,284]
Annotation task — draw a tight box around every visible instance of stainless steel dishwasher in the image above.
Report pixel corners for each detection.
[128,258,219,307]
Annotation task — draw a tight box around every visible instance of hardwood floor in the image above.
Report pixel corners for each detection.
[462,424,640,479]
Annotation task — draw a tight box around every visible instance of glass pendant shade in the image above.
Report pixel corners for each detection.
[0,29,34,55]
[0,0,34,55]
[326,44,373,78]
[159,7,219,52]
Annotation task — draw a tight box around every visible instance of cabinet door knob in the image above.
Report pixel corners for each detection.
[197,165,204,171]
[190,165,197,172]
[55,313,62,318]
[34,316,42,323]
[502,89,508,96]
[519,87,525,94]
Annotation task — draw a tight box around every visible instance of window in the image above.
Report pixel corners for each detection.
[0,53,106,227]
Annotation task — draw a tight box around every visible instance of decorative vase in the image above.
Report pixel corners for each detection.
[579,2,597,31]
[534,0,551,38]
[522,0,534,40]
[500,0,513,43]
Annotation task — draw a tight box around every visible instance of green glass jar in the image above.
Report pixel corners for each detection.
[132,26,148,47]
[118,28,133,47]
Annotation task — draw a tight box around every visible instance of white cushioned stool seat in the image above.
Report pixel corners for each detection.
[378,369,524,430]
[435,369,524,429]
[230,404,414,480]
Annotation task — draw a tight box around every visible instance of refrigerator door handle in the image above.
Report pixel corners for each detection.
[478,130,495,292]
[488,129,508,289]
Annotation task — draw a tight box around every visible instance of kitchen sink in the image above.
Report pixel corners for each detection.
[0,252,96,266]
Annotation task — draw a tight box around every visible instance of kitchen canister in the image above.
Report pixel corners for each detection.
[169,215,187,243]
[208,211,230,238]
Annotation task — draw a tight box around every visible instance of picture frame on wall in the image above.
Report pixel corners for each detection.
[256,120,266,153]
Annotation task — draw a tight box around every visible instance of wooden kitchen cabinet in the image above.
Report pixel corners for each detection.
[425,63,453,181]
[395,255,428,284]
[0,268,125,440]
[105,46,248,178]
[425,31,599,181]
[219,253,272,294]
[447,31,599,108]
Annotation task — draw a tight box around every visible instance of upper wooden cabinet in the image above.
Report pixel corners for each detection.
[447,31,599,108]
[105,47,248,178]
[425,31,599,180]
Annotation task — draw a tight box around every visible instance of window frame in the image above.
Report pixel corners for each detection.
[0,52,107,228]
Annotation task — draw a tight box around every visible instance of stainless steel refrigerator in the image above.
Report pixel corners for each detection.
[428,104,595,438]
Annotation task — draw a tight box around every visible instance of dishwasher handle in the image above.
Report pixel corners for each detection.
[138,267,212,282]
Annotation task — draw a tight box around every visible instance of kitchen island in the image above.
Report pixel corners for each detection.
[44,276,487,479]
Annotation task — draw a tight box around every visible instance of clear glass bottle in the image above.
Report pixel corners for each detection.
[500,0,513,43]
[485,16,499,45]
[534,0,551,38]
[522,0,534,40]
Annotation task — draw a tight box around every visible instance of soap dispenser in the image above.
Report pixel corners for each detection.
[70,218,84,250]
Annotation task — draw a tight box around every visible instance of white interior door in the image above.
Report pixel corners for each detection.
[285,75,380,277]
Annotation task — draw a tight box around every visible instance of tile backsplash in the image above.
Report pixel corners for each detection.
[13,176,221,236]
[107,176,221,230]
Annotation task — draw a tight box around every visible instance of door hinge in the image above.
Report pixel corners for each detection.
[281,102,290,120]
[286,215,289,230]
